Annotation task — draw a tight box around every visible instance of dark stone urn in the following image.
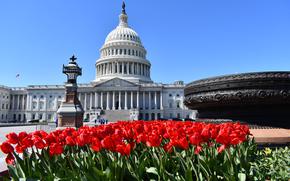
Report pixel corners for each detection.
[184,71,290,128]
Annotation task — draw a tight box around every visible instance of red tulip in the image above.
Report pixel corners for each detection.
[5,153,15,165]
[1,142,14,154]
[217,144,226,153]
[65,136,76,146]
[6,132,18,144]
[194,145,202,154]
[15,144,25,153]
[49,143,63,156]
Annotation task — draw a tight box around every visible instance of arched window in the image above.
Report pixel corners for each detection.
[128,49,131,55]
[176,101,180,108]
[132,50,135,55]
[120,49,122,54]
[124,49,127,55]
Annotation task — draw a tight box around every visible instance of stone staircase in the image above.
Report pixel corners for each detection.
[102,110,131,122]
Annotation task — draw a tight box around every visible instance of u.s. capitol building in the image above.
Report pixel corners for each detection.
[0,3,195,123]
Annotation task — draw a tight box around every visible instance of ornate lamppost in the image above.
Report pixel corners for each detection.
[57,55,84,128]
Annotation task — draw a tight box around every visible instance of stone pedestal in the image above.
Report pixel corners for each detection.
[57,102,84,128]
[57,55,84,128]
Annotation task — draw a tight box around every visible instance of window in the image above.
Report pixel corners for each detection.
[170,113,173,119]
[32,102,37,110]
[32,114,35,120]
[40,95,44,99]
[48,100,54,109]
[128,49,131,55]
[176,101,180,108]
[177,113,181,118]
[176,94,180,97]
[169,94,172,97]
[39,102,44,110]
[48,114,52,120]
[169,102,172,108]
[124,49,127,55]
[33,95,37,99]
[39,114,43,120]
[151,113,155,120]
[49,95,53,98]
[120,49,122,54]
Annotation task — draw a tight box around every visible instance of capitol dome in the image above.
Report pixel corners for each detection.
[95,2,152,83]
[105,26,142,44]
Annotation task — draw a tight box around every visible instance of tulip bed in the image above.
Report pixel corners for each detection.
[0,121,257,180]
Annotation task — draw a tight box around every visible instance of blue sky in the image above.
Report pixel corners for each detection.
[0,0,289,87]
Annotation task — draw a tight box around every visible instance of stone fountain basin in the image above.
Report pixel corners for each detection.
[184,71,290,128]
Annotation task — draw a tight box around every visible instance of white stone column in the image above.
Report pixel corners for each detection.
[103,64,106,75]
[122,62,124,74]
[44,95,47,110]
[118,91,121,110]
[143,92,145,109]
[131,63,134,74]
[112,91,115,110]
[21,95,25,110]
[148,91,151,110]
[160,91,163,110]
[17,95,20,110]
[125,91,128,110]
[137,91,139,108]
[100,92,103,109]
[90,92,93,110]
[106,92,110,110]
[127,62,129,74]
[26,95,30,111]
[11,95,15,110]
[131,91,133,109]
[112,62,115,74]
[54,96,58,110]
[117,62,120,74]
[154,91,157,110]
[84,93,87,111]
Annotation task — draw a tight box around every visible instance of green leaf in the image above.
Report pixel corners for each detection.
[146,167,159,176]
[238,173,246,181]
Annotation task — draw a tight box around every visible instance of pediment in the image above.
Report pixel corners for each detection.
[94,78,138,88]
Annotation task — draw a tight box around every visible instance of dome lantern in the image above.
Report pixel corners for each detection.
[119,1,128,27]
